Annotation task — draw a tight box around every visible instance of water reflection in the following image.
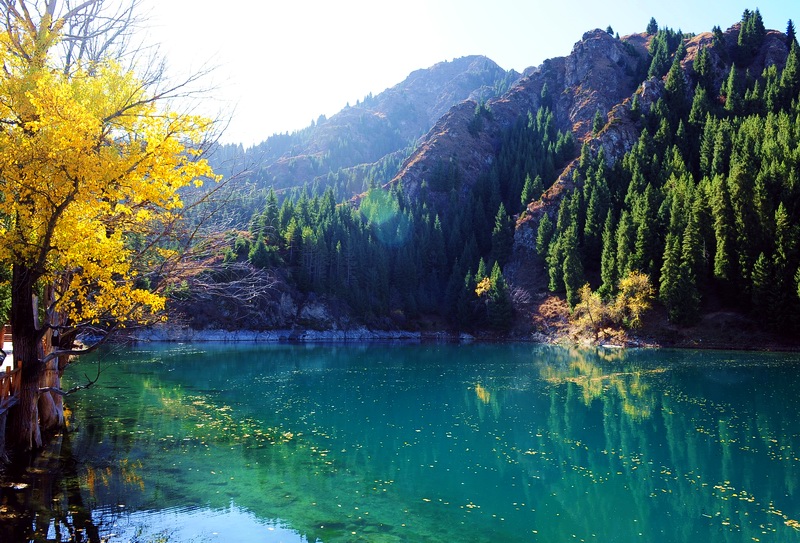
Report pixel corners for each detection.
[1,344,799,542]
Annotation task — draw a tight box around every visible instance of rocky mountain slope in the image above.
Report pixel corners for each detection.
[211,56,517,194]
[389,29,649,203]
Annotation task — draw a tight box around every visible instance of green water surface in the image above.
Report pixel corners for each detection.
[2,343,800,542]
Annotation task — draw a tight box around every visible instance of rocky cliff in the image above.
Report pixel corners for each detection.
[390,29,649,203]
[213,56,516,194]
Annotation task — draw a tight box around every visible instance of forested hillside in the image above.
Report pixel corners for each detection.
[180,9,800,341]
[523,10,800,337]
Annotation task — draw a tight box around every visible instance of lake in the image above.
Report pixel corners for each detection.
[2,343,800,542]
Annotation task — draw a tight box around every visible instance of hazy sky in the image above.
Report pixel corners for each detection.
[141,1,797,147]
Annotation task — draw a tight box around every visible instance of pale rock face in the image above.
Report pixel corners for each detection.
[392,29,646,203]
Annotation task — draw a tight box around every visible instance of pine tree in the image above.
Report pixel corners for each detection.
[490,203,514,267]
[659,233,682,321]
[562,224,584,308]
[788,20,798,48]
[593,110,605,134]
[599,210,618,297]
[780,42,800,108]
[487,262,513,330]
[631,184,660,276]
[693,47,713,91]
[456,270,477,327]
[520,174,534,210]
[751,251,773,316]
[615,210,636,280]
[689,85,711,128]
[724,65,743,113]
[536,213,554,257]
[248,236,275,269]
[665,53,688,120]
[583,174,611,263]
[711,174,735,282]
[647,17,658,36]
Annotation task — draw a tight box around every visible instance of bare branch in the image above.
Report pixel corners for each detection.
[39,366,102,396]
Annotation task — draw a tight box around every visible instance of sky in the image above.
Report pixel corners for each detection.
[140,0,797,147]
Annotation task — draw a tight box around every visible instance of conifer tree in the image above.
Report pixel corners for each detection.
[631,184,660,276]
[659,233,682,320]
[708,175,733,283]
[724,65,743,113]
[615,210,636,281]
[599,210,618,297]
[487,262,513,330]
[593,110,606,134]
[490,203,514,267]
[456,270,476,327]
[780,42,800,108]
[647,17,658,36]
[536,213,554,257]
[689,85,711,128]
[788,20,798,48]
[693,47,713,91]
[562,225,585,308]
[751,251,773,316]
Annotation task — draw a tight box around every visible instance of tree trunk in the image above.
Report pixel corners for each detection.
[7,263,45,452]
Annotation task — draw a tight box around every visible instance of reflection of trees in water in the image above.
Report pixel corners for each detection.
[538,346,662,420]
[532,347,800,543]
[0,432,118,543]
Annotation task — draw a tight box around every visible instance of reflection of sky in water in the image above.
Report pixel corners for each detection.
[93,504,309,543]
[96,504,311,543]
[4,344,800,543]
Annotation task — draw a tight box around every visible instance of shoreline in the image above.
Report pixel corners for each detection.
[122,323,800,353]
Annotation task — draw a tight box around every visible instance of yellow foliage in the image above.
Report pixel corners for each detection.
[0,10,218,326]
[475,277,492,297]
[571,272,655,338]
[614,271,654,328]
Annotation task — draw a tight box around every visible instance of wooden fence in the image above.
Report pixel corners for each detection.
[0,367,20,412]
[0,324,18,413]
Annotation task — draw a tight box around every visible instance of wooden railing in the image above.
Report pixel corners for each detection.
[0,324,18,412]
[0,366,20,412]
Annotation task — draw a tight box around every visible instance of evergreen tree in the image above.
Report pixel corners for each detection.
[693,47,713,91]
[593,109,605,134]
[490,203,514,267]
[536,213,554,257]
[788,19,798,48]
[520,174,544,210]
[599,210,618,297]
[724,65,743,113]
[583,174,611,263]
[456,270,477,327]
[631,184,660,276]
[780,42,800,108]
[487,262,513,330]
[615,210,636,280]
[562,224,584,308]
[737,8,766,65]
[688,85,711,128]
[659,233,682,320]
[711,174,735,282]
[751,251,773,316]
[647,17,659,36]
[248,236,277,269]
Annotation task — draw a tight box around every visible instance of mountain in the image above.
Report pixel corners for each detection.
[210,55,518,198]
[388,29,649,204]
[182,10,800,348]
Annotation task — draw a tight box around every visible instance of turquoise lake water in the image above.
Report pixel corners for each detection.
[2,343,800,542]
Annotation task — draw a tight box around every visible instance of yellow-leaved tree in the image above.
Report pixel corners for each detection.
[0,0,218,452]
